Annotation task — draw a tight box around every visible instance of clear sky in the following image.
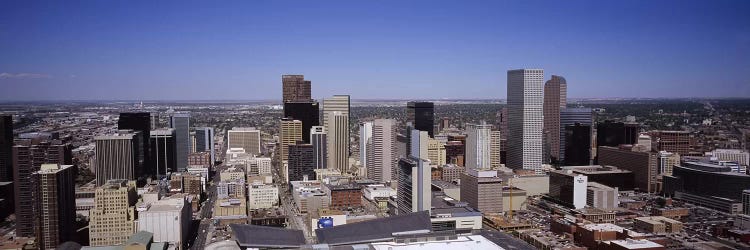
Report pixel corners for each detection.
[1,0,749,101]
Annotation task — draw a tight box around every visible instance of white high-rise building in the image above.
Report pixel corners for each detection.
[466,122,492,170]
[322,95,350,131]
[327,111,349,173]
[367,119,397,183]
[359,122,373,169]
[507,69,544,174]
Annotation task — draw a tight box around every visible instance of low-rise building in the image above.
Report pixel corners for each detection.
[247,182,279,209]
[291,180,331,213]
[587,182,619,210]
[138,196,192,248]
[633,216,683,234]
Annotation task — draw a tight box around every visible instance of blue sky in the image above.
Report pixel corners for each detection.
[1,0,749,101]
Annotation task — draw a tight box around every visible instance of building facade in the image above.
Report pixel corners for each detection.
[327,111,349,173]
[150,128,176,177]
[282,74,312,102]
[367,119,397,183]
[280,119,303,163]
[283,101,319,143]
[33,164,76,249]
[227,127,262,156]
[465,122,491,170]
[397,156,431,215]
[169,113,190,171]
[194,127,215,164]
[507,69,544,174]
[460,169,503,213]
[95,131,144,186]
[288,143,316,182]
[311,126,327,170]
[543,75,567,162]
[89,180,138,246]
[407,102,435,137]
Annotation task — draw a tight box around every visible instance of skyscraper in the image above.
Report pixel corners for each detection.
[13,139,71,237]
[367,119,397,183]
[507,69,544,174]
[560,108,593,165]
[407,102,435,137]
[170,113,190,171]
[89,180,137,246]
[543,75,567,162]
[490,130,501,168]
[288,143,316,182]
[359,122,373,169]
[322,95,350,131]
[282,75,312,102]
[465,122,492,170]
[310,126,327,169]
[33,164,76,249]
[283,101,319,143]
[397,156,431,215]
[194,127,215,164]
[280,118,303,162]
[564,123,592,166]
[95,130,143,186]
[327,112,349,173]
[150,128,176,177]
[0,115,11,182]
[227,127,261,155]
[596,120,626,148]
[118,112,152,176]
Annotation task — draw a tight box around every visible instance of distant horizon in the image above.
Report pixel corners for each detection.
[1,1,749,100]
[1,96,749,104]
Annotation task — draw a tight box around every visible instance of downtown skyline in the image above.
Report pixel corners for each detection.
[1,0,749,101]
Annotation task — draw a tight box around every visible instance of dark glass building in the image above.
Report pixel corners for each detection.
[0,115,12,182]
[283,101,320,143]
[664,162,750,201]
[118,112,152,176]
[288,143,315,181]
[564,123,591,166]
[407,102,435,137]
[624,123,639,145]
[150,129,176,176]
[596,120,626,148]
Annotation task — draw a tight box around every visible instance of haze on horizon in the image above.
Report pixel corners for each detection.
[1,0,749,101]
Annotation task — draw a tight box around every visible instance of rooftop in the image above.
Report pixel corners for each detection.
[316,210,432,245]
[607,239,663,249]
[231,224,305,248]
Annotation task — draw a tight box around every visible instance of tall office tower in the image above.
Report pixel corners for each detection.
[560,108,593,165]
[439,117,450,132]
[497,108,508,140]
[118,112,152,176]
[280,118,303,163]
[95,130,144,186]
[507,69,544,174]
[658,151,680,176]
[227,127,261,155]
[310,126,327,169]
[490,130,501,168]
[150,113,161,128]
[322,95,350,131]
[410,129,429,160]
[0,115,11,182]
[543,76,567,162]
[150,129,176,177]
[282,75,312,102]
[288,143,316,182]
[170,113,190,171]
[327,112,349,173]
[89,180,137,246]
[13,139,71,237]
[460,168,503,213]
[407,102,435,137]
[596,120,627,148]
[397,156,431,215]
[194,127,215,164]
[359,122,373,169]
[564,123,592,166]
[367,119,397,183]
[624,123,639,145]
[189,131,197,153]
[427,138,447,166]
[33,164,75,249]
[465,122,492,169]
[283,101,319,143]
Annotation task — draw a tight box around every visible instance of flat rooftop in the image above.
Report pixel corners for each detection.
[369,235,504,250]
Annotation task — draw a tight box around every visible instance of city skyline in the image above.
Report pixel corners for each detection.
[1,1,749,101]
